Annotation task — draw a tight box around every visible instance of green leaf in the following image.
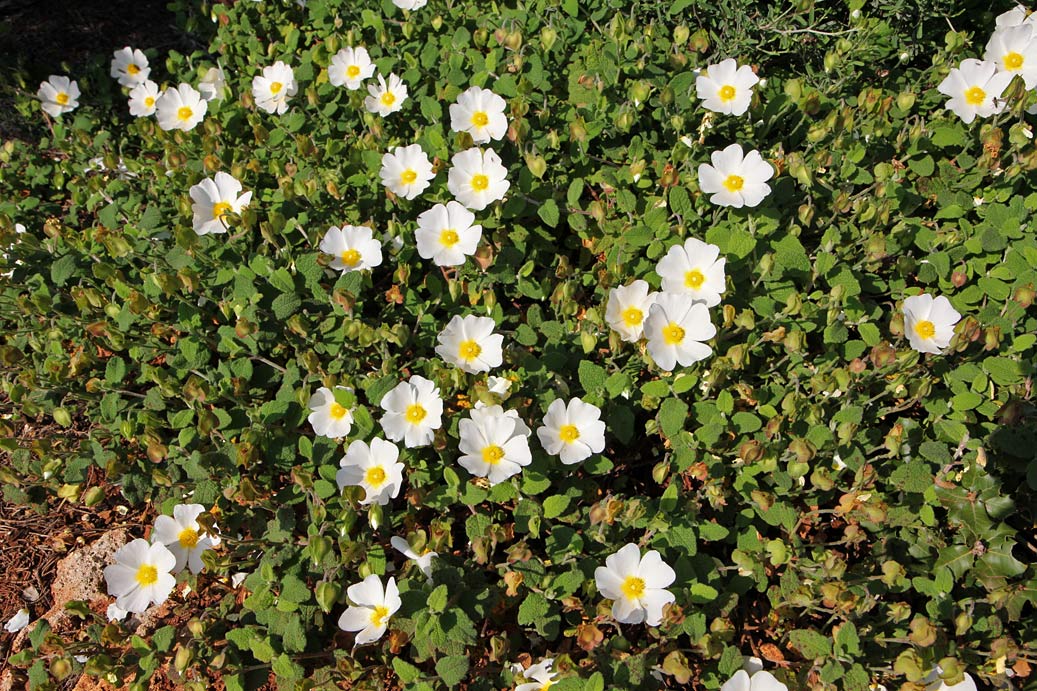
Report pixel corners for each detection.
[578,360,607,395]
[538,199,561,228]
[543,495,571,519]
[518,592,550,626]
[658,397,688,438]
[789,629,832,659]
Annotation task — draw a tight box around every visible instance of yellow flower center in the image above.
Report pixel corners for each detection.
[341,249,361,267]
[686,269,707,290]
[330,402,348,420]
[458,339,482,361]
[135,564,158,586]
[440,229,460,247]
[365,466,387,487]
[471,110,489,127]
[346,65,361,78]
[663,323,685,345]
[400,169,418,185]
[381,91,396,107]
[471,174,489,191]
[370,605,390,627]
[559,424,580,443]
[914,319,936,340]
[55,92,69,105]
[405,404,426,424]
[212,201,232,221]
[621,306,643,327]
[178,528,199,550]
[270,81,283,95]
[144,96,155,108]
[621,575,646,599]
[964,86,986,106]
[723,174,744,192]
[1004,51,1024,71]
[127,64,141,75]
[718,84,736,101]
[177,106,194,121]
[481,445,505,465]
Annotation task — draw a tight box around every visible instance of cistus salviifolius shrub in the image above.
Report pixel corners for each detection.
[2,0,1037,689]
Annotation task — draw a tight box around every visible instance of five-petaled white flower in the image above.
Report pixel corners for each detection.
[447,148,510,211]
[486,375,512,396]
[307,386,354,438]
[458,404,532,485]
[985,25,1037,88]
[536,397,606,465]
[110,47,150,88]
[198,66,227,102]
[380,375,444,448]
[696,58,759,116]
[605,280,658,343]
[722,670,789,691]
[252,61,298,115]
[336,438,405,506]
[436,315,504,374]
[189,172,252,236]
[329,47,376,90]
[390,536,437,580]
[155,83,207,131]
[655,238,727,307]
[644,292,716,371]
[698,143,773,208]
[901,293,961,355]
[365,73,408,116]
[415,201,483,267]
[37,76,80,118]
[449,86,509,143]
[380,144,436,200]
[337,575,401,646]
[103,539,177,614]
[937,59,1013,124]
[594,543,675,626]
[319,225,383,272]
[151,504,221,574]
[516,658,558,691]
[128,80,160,118]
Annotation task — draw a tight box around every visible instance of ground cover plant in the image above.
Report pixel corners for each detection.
[1,0,1037,689]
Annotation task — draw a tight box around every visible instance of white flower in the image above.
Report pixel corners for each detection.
[307,386,354,438]
[697,143,773,208]
[655,238,726,307]
[594,543,675,626]
[435,315,504,374]
[902,293,961,354]
[151,504,221,574]
[447,148,510,211]
[103,539,177,614]
[336,438,405,506]
[516,659,557,691]
[329,47,376,90]
[605,280,658,342]
[128,80,160,117]
[390,536,438,580]
[37,76,80,118]
[364,73,408,116]
[458,405,532,485]
[644,293,716,371]
[198,66,227,102]
[380,144,435,200]
[106,603,128,622]
[721,670,789,691]
[189,172,252,236]
[337,575,401,646]
[925,667,978,691]
[110,47,150,88]
[392,0,428,9]
[415,201,483,267]
[449,86,508,143]
[380,376,443,448]
[696,58,759,116]
[937,59,1013,124]
[536,397,606,465]
[252,61,298,115]
[319,225,383,272]
[4,609,29,633]
[985,25,1037,88]
[155,83,207,131]
[486,375,512,396]
[996,4,1037,28]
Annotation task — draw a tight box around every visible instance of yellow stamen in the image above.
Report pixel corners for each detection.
[559,424,580,443]
[178,528,199,550]
[144,96,155,108]
[135,564,158,586]
[1004,51,1024,71]
[621,306,643,327]
[684,269,705,290]
[914,320,936,340]
[458,340,482,361]
[405,404,426,424]
[470,174,489,191]
[127,64,141,75]
[365,466,386,487]
[621,575,646,599]
[440,229,460,247]
[482,445,505,465]
[55,92,69,105]
[723,174,744,192]
[270,81,283,95]
[471,111,489,127]
[346,65,361,78]
[400,169,418,185]
[964,86,986,106]
[718,84,736,101]
[370,605,390,627]
[341,249,361,267]
[663,323,685,345]
[380,91,396,107]
[330,403,348,420]
[212,201,232,221]
[177,106,193,121]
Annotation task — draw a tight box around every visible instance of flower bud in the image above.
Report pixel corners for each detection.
[689,29,710,52]
[316,580,341,613]
[540,26,558,51]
